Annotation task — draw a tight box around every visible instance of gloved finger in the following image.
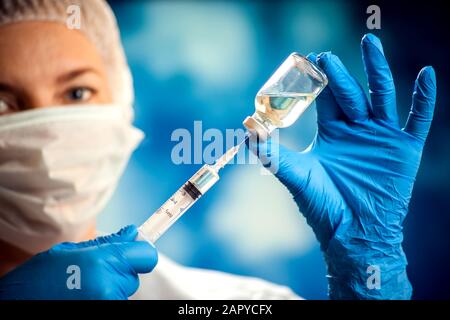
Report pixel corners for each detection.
[246,137,309,196]
[307,52,343,122]
[96,225,139,243]
[100,241,157,299]
[108,241,158,274]
[317,52,370,122]
[403,66,437,142]
[74,225,138,248]
[306,52,317,63]
[361,33,398,124]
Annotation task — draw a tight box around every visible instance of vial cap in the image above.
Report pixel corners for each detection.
[243,116,270,140]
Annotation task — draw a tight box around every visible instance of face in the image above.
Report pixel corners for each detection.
[0,21,113,116]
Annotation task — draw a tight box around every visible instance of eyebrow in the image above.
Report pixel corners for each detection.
[0,68,103,94]
[56,67,102,83]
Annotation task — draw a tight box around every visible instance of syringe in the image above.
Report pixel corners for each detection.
[137,52,328,244]
[137,134,250,243]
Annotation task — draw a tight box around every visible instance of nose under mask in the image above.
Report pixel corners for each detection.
[0,105,144,253]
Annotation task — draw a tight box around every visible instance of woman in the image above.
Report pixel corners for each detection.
[0,0,437,299]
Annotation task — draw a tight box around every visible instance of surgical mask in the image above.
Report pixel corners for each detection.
[0,105,144,254]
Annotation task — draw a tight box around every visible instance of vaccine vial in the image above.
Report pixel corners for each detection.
[243,53,328,139]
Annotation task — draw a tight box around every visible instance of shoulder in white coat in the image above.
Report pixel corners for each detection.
[131,254,301,300]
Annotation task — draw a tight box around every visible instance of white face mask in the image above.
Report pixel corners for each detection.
[0,105,144,253]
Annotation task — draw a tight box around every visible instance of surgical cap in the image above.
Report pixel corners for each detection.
[0,0,134,111]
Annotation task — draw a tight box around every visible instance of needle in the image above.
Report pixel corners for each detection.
[212,132,251,171]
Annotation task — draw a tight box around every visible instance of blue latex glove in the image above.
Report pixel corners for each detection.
[0,225,157,300]
[248,34,437,299]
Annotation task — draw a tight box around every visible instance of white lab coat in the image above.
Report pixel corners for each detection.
[130,254,301,299]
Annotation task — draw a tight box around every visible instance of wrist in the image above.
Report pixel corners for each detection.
[324,234,412,300]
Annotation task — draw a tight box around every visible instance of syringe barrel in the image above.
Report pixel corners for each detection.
[137,165,220,243]
[137,181,200,243]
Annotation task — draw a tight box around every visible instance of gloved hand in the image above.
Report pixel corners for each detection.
[248,34,437,299]
[0,225,157,300]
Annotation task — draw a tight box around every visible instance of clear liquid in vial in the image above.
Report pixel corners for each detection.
[254,92,315,128]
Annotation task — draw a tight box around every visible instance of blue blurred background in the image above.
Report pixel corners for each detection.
[99,0,450,299]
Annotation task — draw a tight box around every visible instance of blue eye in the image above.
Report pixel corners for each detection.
[66,87,94,102]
